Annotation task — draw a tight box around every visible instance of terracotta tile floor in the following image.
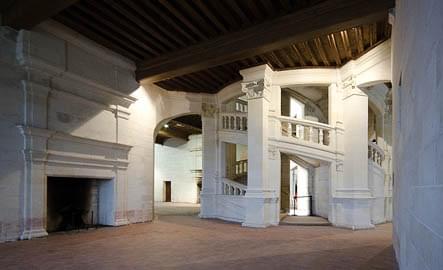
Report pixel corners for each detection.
[0,216,397,270]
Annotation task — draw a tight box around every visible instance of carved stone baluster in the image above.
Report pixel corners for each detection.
[287,122,292,137]
[309,126,315,143]
[319,129,324,145]
[299,125,304,140]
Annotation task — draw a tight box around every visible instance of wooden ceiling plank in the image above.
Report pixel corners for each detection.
[291,44,307,66]
[280,48,297,66]
[63,8,148,58]
[103,0,175,52]
[54,14,142,61]
[179,75,209,90]
[73,5,158,56]
[226,0,251,26]
[246,0,265,20]
[355,27,365,53]
[194,0,228,33]
[192,72,218,89]
[261,0,277,17]
[302,41,319,66]
[122,0,187,47]
[177,0,218,37]
[142,1,198,43]
[327,34,342,65]
[340,30,353,59]
[137,0,393,81]
[203,69,225,85]
[269,51,286,69]
[159,0,208,40]
[314,37,330,65]
[2,0,79,29]
[85,1,167,54]
[279,0,292,10]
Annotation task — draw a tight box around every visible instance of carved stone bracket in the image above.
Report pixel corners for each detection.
[341,75,365,98]
[202,103,218,118]
[241,78,271,100]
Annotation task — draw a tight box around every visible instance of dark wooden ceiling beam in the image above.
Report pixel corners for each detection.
[142,1,197,44]
[246,0,265,20]
[194,0,228,33]
[159,0,207,40]
[1,0,78,29]
[136,0,394,82]
[178,1,218,37]
[314,37,330,65]
[79,2,164,56]
[291,44,307,66]
[327,34,342,65]
[340,30,353,59]
[302,41,319,66]
[105,0,179,50]
[61,9,148,58]
[54,13,142,61]
[226,0,251,26]
[354,27,365,53]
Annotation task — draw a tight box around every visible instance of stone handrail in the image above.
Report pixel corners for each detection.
[273,116,334,146]
[220,112,248,132]
[221,178,247,196]
[368,142,384,166]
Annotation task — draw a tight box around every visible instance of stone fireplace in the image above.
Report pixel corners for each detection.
[46,177,113,232]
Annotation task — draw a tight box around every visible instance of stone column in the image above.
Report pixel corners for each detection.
[240,65,278,227]
[199,103,218,218]
[333,75,373,229]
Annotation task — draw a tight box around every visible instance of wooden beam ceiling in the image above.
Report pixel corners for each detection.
[135,0,394,83]
[1,0,79,30]
[43,0,394,94]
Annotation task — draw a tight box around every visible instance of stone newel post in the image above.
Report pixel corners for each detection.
[240,65,278,227]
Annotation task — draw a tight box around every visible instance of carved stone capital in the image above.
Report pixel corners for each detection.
[268,145,278,160]
[201,103,218,118]
[241,78,271,100]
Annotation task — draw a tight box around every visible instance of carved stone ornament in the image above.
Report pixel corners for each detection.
[241,78,271,100]
[201,103,218,118]
[268,145,278,160]
[336,160,344,172]
[341,75,363,97]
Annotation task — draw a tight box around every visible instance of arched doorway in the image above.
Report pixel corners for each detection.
[153,114,203,217]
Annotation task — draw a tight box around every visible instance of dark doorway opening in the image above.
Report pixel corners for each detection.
[164,181,171,202]
[47,177,106,232]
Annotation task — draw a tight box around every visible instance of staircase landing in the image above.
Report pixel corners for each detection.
[280,215,331,226]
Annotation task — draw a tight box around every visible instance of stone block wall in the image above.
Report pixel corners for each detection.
[392,0,443,269]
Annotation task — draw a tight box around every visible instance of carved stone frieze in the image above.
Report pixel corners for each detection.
[241,78,271,100]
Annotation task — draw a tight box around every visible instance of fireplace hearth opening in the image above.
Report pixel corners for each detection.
[47,177,112,233]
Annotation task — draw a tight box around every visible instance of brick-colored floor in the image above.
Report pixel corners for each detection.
[0,216,397,270]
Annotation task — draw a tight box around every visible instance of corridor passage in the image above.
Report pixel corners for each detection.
[0,216,396,270]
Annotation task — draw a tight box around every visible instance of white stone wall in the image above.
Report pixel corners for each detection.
[392,0,443,269]
[154,135,202,203]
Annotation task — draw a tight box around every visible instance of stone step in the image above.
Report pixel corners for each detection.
[280,215,331,226]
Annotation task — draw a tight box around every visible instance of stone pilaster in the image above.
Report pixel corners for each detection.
[331,75,373,229]
[199,103,218,218]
